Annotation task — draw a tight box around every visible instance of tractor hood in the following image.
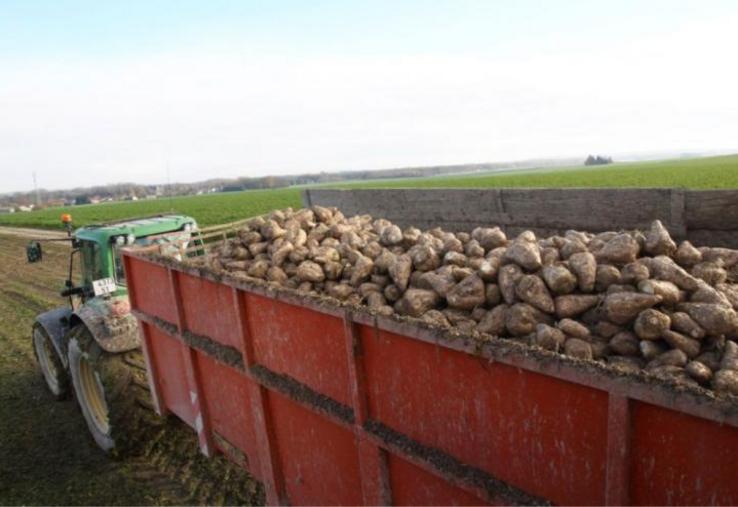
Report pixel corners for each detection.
[74,215,196,244]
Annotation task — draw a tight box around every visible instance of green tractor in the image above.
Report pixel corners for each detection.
[28,214,198,453]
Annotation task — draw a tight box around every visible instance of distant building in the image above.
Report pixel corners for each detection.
[0,207,14,214]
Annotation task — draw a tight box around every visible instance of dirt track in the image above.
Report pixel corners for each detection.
[0,233,262,505]
[0,226,67,239]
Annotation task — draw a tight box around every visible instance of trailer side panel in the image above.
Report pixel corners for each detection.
[124,252,738,505]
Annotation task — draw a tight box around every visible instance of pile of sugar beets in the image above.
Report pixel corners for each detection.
[203,206,738,396]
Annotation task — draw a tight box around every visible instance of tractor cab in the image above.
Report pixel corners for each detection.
[72,215,197,301]
[28,214,197,305]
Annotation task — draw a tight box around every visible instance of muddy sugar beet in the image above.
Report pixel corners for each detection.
[202,209,738,397]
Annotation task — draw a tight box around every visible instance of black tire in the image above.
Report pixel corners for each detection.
[67,324,160,456]
[32,323,70,400]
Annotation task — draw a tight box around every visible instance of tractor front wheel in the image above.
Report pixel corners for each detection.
[67,324,159,456]
[32,323,70,400]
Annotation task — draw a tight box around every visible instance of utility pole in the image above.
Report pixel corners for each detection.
[166,157,173,211]
[32,171,40,207]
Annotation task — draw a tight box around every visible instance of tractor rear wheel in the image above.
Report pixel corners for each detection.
[67,324,160,456]
[32,323,70,400]
[66,326,264,503]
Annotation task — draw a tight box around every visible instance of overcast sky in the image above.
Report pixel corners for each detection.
[1,0,737,193]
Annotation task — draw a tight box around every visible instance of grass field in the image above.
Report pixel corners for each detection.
[333,153,738,190]
[1,154,736,230]
[0,188,303,230]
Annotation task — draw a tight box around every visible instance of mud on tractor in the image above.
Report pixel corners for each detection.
[27,214,198,453]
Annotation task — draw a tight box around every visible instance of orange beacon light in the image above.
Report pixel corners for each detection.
[61,213,73,236]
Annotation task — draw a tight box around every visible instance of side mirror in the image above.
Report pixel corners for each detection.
[26,241,43,263]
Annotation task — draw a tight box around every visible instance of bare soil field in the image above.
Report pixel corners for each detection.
[0,233,263,505]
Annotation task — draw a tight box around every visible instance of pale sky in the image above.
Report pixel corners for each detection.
[1,0,738,193]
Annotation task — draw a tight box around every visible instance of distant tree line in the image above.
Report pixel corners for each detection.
[0,157,583,208]
[585,155,613,166]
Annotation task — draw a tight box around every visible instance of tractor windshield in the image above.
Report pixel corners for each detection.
[112,231,191,284]
[79,240,104,285]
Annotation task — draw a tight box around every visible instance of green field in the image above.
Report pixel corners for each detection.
[333,153,738,190]
[2,154,736,230]
[0,188,303,230]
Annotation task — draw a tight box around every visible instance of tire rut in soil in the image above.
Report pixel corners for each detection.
[137,420,264,505]
[71,325,263,505]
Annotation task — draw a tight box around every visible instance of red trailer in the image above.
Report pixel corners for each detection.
[122,249,738,506]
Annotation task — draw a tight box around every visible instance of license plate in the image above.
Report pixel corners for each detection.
[92,277,117,296]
